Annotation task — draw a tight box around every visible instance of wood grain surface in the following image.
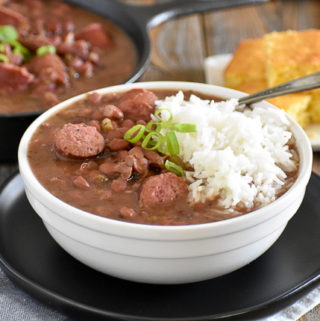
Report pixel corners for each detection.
[0,0,319,320]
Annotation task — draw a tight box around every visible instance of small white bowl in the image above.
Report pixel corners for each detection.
[18,82,313,284]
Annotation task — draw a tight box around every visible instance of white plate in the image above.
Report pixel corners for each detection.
[204,54,320,151]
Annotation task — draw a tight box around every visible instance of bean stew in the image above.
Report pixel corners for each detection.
[0,0,137,113]
[27,88,300,226]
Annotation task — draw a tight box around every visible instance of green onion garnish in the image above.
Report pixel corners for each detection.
[0,53,8,63]
[154,108,172,122]
[0,25,18,44]
[165,160,185,177]
[0,43,6,53]
[124,124,146,143]
[166,131,179,156]
[141,131,163,150]
[36,45,56,56]
[146,121,162,132]
[173,123,196,133]
[11,40,31,61]
[123,107,196,176]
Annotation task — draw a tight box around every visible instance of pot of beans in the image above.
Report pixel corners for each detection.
[18,81,312,284]
[0,0,267,161]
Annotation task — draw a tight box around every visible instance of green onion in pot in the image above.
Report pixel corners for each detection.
[36,45,56,56]
[165,160,185,177]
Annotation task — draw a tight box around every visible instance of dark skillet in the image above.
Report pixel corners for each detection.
[1,0,267,161]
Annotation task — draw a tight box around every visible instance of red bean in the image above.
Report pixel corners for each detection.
[109,138,129,151]
[143,149,166,167]
[101,104,124,120]
[87,92,102,104]
[129,146,144,159]
[72,176,90,190]
[105,128,126,140]
[116,150,129,161]
[87,120,101,132]
[132,157,148,175]
[87,170,107,184]
[99,161,118,176]
[115,162,132,179]
[136,120,147,126]
[80,161,98,172]
[121,119,135,128]
[119,207,136,219]
[111,178,127,192]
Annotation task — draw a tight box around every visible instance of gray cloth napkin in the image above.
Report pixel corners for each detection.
[0,268,67,321]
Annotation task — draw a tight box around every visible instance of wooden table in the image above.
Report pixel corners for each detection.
[0,0,319,320]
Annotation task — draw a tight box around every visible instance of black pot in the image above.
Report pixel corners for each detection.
[1,0,266,161]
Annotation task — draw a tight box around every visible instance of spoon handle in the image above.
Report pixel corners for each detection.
[238,71,320,105]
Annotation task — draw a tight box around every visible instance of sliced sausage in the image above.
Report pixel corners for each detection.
[118,89,158,121]
[139,172,188,208]
[55,123,105,158]
[0,62,34,91]
[75,23,112,48]
[27,53,69,86]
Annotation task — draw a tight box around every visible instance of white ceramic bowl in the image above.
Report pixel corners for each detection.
[18,81,313,284]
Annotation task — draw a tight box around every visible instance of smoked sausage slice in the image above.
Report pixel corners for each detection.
[139,172,188,208]
[55,123,105,158]
[118,89,158,121]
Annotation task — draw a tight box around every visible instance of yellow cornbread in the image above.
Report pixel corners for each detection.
[223,30,320,128]
[264,30,320,87]
[224,38,266,89]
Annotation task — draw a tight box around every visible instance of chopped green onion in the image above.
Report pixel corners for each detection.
[0,25,18,44]
[166,131,179,156]
[11,40,31,61]
[142,131,163,150]
[36,45,56,56]
[0,43,6,53]
[165,160,185,177]
[146,121,162,132]
[154,108,172,122]
[0,53,8,63]
[173,123,197,133]
[124,124,146,143]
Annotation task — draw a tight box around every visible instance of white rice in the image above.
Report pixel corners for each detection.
[154,91,297,209]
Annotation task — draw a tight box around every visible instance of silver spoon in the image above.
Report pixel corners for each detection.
[238,71,320,106]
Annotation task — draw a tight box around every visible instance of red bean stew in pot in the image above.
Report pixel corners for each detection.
[28,89,299,226]
[0,0,136,113]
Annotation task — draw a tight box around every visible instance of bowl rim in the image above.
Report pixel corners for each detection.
[18,81,313,240]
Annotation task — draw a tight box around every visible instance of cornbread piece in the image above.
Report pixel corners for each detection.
[224,38,266,89]
[309,89,320,123]
[268,94,311,129]
[236,80,268,94]
[223,31,315,128]
[264,29,320,87]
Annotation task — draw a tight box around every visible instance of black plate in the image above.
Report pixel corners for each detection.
[0,173,320,321]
